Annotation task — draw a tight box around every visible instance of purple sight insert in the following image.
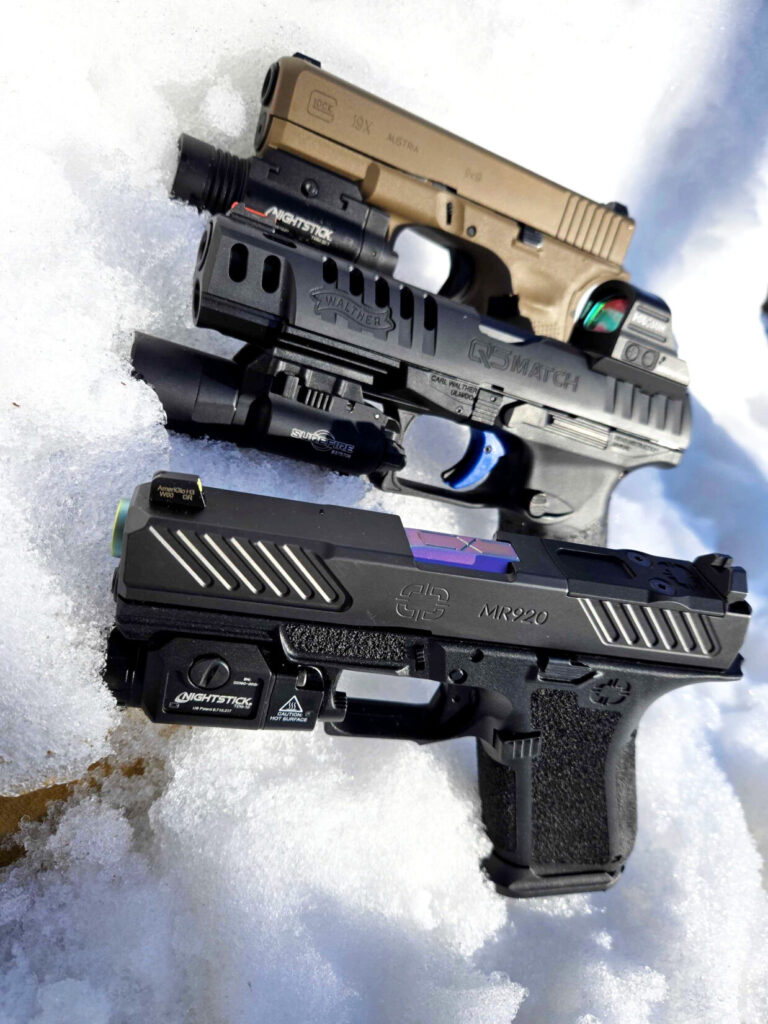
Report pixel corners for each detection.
[405,529,519,575]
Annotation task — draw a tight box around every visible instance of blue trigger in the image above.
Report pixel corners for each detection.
[443,431,506,491]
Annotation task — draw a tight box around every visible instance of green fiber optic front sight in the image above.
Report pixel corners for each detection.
[111,499,130,558]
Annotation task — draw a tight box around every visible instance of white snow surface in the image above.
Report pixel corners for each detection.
[1,1,768,1020]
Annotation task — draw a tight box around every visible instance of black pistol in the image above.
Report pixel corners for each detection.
[105,472,749,897]
[132,208,689,544]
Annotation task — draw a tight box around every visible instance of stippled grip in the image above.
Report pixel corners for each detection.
[479,688,638,897]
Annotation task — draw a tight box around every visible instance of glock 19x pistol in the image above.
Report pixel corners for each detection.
[105,472,749,898]
[171,54,635,343]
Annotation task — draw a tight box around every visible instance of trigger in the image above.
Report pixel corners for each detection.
[443,431,506,491]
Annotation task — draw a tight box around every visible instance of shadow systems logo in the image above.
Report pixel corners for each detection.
[589,678,631,706]
[395,582,450,623]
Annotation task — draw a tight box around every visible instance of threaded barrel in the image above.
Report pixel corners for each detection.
[171,134,250,214]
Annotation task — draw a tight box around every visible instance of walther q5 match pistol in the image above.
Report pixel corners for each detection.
[172,54,635,343]
[105,473,750,898]
[133,208,689,544]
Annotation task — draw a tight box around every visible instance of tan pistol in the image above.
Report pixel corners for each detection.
[253,54,634,342]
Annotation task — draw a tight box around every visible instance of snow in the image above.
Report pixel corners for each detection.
[1,0,767,1020]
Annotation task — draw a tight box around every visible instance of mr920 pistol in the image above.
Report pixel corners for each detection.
[105,472,749,898]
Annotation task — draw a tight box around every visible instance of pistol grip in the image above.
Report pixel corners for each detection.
[478,686,640,898]
[497,448,623,546]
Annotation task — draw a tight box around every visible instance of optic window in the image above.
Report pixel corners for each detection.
[581,296,629,333]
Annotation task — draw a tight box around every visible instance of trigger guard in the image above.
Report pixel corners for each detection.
[443,431,506,491]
